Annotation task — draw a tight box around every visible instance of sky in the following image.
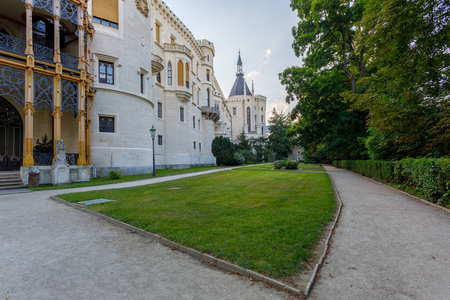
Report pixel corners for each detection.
[164,0,303,120]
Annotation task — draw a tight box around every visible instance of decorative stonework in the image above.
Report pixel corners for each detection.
[136,0,149,18]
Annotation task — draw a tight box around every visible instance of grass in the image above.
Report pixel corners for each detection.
[58,164,335,278]
[29,166,223,191]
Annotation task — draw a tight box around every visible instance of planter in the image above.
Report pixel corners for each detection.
[28,173,40,188]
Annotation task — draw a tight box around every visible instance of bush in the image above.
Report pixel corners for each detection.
[333,158,450,207]
[211,136,238,166]
[284,160,299,170]
[273,161,285,169]
[233,152,245,165]
[109,170,123,180]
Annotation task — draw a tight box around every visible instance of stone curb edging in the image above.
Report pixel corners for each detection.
[334,167,450,214]
[304,173,344,297]
[50,195,304,297]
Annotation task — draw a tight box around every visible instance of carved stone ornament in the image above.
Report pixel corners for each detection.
[55,139,67,162]
[135,0,149,18]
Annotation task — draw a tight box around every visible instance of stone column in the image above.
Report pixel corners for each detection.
[77,82,86,165]
[22,68,35,166]
[53,0,61,63]
[52,75,62,157]
[85,89,93,165]
[77,6,85,70]
[24,0,33,56]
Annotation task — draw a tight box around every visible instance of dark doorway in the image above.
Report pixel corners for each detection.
[0,97,23,171]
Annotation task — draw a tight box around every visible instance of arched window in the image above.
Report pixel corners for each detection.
[206,88,210,106]
[177,60,184,86]
[167,62,172,85]
[247,107,251,132]
[185,62,190,88]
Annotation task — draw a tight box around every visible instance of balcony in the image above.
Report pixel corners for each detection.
[151,54,164,75]
[164,43,192,58]
[201,106,220,122]
[0,32,79,70]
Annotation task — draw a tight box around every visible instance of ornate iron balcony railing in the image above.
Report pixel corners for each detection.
[34,152,82,165]
[61,52,79,70]
[33,43,54,64]
[0,32,26,56]
[1,32,79,70]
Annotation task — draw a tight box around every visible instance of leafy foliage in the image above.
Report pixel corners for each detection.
[280,66,367,160]
[33,134,53,153]
[267,108,293,160]
[350,0,450,158]
[109,170,123,180]
[211,136,238,166]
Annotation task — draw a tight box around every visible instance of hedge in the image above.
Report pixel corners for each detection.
[332,158,450,207]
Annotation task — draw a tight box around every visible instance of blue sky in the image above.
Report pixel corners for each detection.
[164,0,303,119]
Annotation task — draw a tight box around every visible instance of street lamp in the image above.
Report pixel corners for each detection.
[150,126,156,176]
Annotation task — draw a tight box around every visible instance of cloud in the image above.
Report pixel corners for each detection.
[263,48,272,64]
[245,71,259,80]
[266,100,289,121]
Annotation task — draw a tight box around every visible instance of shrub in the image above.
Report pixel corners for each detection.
[211,136,238,166]
[233,151,245,165]
[273,161,285,169]
[109,170,123,180]
[333,158,450,207]
[284,160,299,170]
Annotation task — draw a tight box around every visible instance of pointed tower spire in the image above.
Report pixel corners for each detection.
[236,50,244,76]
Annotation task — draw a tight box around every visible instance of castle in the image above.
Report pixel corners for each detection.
[0,0,266,184]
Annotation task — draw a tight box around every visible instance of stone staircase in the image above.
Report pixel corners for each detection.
[0,173,24,190]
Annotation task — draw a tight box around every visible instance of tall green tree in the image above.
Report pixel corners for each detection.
[290,0,368,92]
[267,108,293,160]
[353,0,450,157]
[280,66,367,160]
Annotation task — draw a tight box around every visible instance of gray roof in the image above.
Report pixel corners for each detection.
[229,75,252,97]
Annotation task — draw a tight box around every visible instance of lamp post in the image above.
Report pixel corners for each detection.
[150,126,156,176]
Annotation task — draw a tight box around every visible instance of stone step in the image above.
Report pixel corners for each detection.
[0,184,24,190]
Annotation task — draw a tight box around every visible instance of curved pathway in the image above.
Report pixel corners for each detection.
[310,165,450,300]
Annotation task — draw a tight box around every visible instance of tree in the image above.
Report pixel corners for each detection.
[267,108,293,160]
[250,136,269,162]
[235,132,252,151]
[211,136,238,166]
[280,66,367,160]
[290,0,368,92]
[352,0,450,157]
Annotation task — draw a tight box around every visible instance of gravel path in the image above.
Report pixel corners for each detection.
[310,165,450,300]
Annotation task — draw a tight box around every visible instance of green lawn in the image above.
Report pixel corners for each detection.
[57,164,335,278]
[30,166,223,191]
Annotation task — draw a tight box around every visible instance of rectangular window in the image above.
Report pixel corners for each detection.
[193,116,196,128]
[99,116,115,133]
[158,135,163,145]
[140,73,144,94]
[193,141,196,150]
[156,72,161,84]
[198,119,200,130]
[180,107,184,122]
[99,61,114,84]
[157,102,162,118]
[93,0,118,28]
[155,23,161,43]
[199,143,202,151]
[206,69,210,81]
[232,107,236,116]
[170,36,175,44]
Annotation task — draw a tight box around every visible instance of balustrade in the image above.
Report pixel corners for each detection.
[33,152,81,165]
[0,32,26,56]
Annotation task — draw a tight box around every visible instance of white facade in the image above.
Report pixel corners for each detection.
[88,0,224,176]
[225,53,267,141]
